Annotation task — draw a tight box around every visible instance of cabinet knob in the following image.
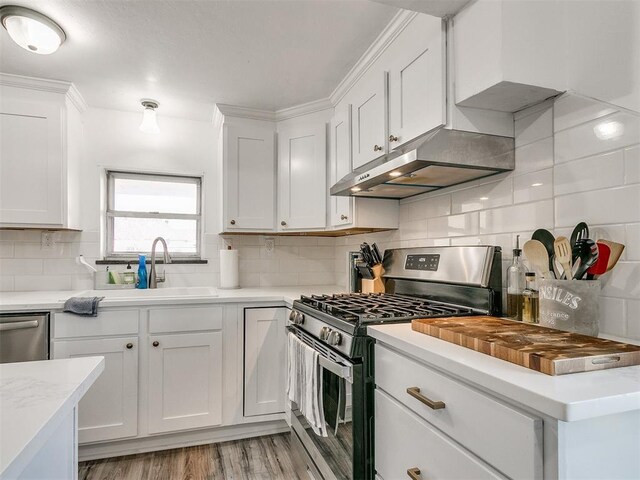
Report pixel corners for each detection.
[126,343,133,349]
[407,468,422,480]
[340,214,348,221]
[281,220,287,226]
[373,144,383,152]
[152,341,159,347]
[230,219,236,225]
[389,134,399,143]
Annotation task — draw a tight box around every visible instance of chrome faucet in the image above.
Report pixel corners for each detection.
[149,237,171,288]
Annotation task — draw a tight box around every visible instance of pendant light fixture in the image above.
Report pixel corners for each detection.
[139,100,160,134]
[0,5,66,55]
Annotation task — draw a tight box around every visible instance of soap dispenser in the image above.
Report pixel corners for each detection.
[136,254,148,289]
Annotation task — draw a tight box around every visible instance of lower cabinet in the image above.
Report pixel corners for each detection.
[53,337,139,443]
[147,332,223,434]
[375,389,505,480]
[244,307,287,416]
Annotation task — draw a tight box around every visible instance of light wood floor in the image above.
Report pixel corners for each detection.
[79,433,307,480]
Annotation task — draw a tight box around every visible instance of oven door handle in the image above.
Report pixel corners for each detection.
[318,355,353,384]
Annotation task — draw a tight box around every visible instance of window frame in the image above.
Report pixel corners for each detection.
[105,170,203,260]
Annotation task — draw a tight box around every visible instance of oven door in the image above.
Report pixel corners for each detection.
[289,330,358,480]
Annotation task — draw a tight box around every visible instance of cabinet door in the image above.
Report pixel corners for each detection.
[0,98,63,225]
[244,308,287,416]
[224,123,276,231]
[388,16,445,149]
[53,337,138,443]
[329,107,354,227]
[352,73,387,170]
[147,332,222,434]
[278,124,327,230]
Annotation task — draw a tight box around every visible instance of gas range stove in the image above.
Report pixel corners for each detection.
[289,246,503,358]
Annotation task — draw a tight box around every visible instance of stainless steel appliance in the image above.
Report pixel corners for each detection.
[288,245,502,480]
[0,313,49,363]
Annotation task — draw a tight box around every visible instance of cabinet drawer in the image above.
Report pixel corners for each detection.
[375,389,504,480]
[376,345,542,480]
[149,306,223,333]
[53,310,139,339]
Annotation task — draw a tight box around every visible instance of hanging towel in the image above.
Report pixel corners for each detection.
[287,332,327,437]
[63,296,104,316]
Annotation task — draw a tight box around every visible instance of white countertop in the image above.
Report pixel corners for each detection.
[369,324,640,422]
[0,285,345,311]
[0,357,104,478]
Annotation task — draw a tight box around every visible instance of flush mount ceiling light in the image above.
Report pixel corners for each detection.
[139,100,160,134]
[0,5,66,54]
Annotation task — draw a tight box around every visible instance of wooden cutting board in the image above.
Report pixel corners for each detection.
[411,316,640,375]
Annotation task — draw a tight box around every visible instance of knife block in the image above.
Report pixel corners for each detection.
[362,264,385,294]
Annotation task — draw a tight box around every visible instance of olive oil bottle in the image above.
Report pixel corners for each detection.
[506,236,526,321]
[522,272,540,324]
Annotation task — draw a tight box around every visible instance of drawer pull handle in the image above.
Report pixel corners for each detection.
[407,467,421,480]
[406,387,445,410]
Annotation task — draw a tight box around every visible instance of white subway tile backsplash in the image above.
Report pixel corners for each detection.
[14,274,72,291]
[553,93,618,132]
[513,169,553,203]
[626,300,640,339]
[0,242,14,258]
[555,111,640,163]
[451,179,512,213]
[479,200,554,234]
[598,296,626,337]
[626,224,640,261]
[0,259,43,275]
[554,150,624,196]
[600,263,640,299]
[408,194,451,220]
[399,219,428,241]
[427,212,479,238]
[515,105,553,147]
[624,145,640,184]
[555,184,640,227]
[514,137,554,174]
[0,276,14,291]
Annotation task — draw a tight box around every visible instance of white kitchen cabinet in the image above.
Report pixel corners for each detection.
[278,123,327,230]
[387,14,445,149]
[222,121,276,231]
[244,307,287,417]
[351,73,387,170]
[0,81,82,228]
[147,331,223,434]
[328,107,399,231]
[53,337,139,444]
[453,0,565,112]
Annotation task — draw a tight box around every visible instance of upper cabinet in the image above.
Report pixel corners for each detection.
[351,73,387,170]
[387,15,445,149]
[278,123,327,231]
[329,107,353,227]
[453,0,565,112]
[0,80,83,229]
[222,120,276,232]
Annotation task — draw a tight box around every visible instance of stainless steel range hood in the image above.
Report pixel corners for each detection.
[330,127,515,199]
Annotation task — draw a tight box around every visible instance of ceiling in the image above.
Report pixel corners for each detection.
[0,0,398,121]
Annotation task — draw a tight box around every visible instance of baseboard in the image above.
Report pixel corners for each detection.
[78,420,290,461]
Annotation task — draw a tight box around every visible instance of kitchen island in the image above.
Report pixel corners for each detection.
[0,357,104,479]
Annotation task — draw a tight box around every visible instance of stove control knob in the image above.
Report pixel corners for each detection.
[294,311,305,325]
[327,330,342,346]
[288,310,297,322]
[319,326,330,341]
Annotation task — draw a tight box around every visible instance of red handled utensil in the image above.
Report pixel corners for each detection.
[586,242,611,280]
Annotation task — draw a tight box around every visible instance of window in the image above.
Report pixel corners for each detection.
[106,171,202,258]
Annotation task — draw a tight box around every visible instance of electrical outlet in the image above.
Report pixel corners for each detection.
[265,237,275,255]
[41,231,54,250]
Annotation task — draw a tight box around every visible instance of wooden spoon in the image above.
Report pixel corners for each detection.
[554,236,573,280]
[597,240,625,273]
[523,240,552,279]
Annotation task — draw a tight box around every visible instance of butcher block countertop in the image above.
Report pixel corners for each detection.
[368,323,640,422]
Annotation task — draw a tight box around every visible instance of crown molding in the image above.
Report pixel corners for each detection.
[275,97,333,121]
[215,103,276,122]
[0,72,88,113]
[329,10,419,105]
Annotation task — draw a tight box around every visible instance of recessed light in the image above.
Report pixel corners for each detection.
[389,171,402,177]
[531,183,543,187]
[351,187,361,193]
[139,100,160,134]
[0,6,66,55]
[479,196,489,201]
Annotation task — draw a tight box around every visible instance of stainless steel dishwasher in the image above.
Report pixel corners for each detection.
[0,313,49,363]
